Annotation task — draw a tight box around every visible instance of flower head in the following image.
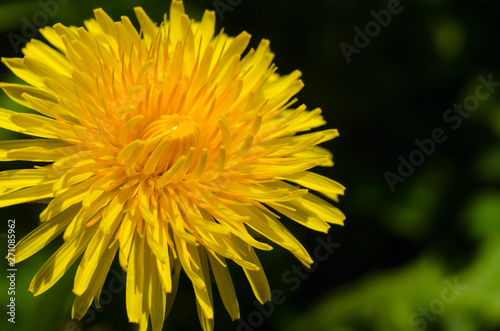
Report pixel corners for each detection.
[0,1,345,330]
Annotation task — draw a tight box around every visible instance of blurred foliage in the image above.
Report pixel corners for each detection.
[1,0,500,330]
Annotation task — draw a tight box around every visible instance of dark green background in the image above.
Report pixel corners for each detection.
[1,0,500,330]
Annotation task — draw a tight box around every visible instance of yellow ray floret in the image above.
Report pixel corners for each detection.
[0,1,345,331]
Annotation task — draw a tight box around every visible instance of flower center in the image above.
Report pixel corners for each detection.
[139,115,200,173]
[142,114,199,143]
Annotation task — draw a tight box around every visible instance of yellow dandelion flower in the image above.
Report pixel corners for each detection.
[1,1,345,330]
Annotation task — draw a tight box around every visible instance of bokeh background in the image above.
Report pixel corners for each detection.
[1,0,500,330]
